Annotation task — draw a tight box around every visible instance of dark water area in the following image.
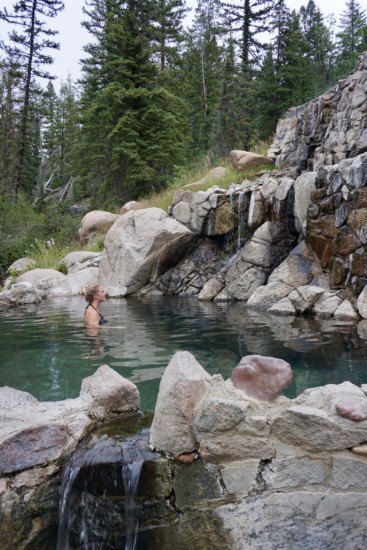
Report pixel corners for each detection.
[1,295,367,410]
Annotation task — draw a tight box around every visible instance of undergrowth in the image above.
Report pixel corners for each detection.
[1,145,274,277]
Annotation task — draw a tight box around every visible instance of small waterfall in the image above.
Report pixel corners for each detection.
[223,191,238,254]
[122,459,143,550]
[57,464,81,550]
[237,191,248,252]
[56,414,154,550]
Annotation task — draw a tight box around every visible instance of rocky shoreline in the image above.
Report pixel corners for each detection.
[1,352,367,548]
[1,51,367,549]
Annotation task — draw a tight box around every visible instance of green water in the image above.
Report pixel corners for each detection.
[1,295,367,411]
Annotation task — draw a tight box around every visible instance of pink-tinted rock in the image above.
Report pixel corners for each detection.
[0,425,68,475]
[231,355,293,401]
[335,398,367,421]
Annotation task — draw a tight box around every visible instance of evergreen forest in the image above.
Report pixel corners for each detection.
[0,0,367,278]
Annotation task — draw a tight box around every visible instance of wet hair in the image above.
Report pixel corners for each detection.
[79,283,102,303]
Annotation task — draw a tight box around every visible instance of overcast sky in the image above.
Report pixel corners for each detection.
[1,0,348,87]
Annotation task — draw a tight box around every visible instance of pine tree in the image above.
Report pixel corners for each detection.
[299,0,336,93]
[181,0,224,156]
[219,0,274,149]
[220,0,273,72]
[153,0,188,72]
[0,0,64,201]
[80,0,189,201]
[254,49,282,140]
[41,77,81,191]
[335,0,367,77]
[0,63,18,196]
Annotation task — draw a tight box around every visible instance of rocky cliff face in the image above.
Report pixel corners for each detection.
[147,52,367,315]
[268,52,367,170]
[3,54,367,318]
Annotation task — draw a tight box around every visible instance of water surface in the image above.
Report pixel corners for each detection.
[1,295,367,410]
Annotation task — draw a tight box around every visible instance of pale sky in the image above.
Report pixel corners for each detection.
[0,0,348,87]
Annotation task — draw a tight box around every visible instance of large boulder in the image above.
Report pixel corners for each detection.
[293,171,317,235]
[183,166,229,189]
[48,267,99,296]
[60,251,102,274]
[6,257,36,276]
[271,404,367,452]
[0,282,43,307]
[78,210,120,240]
[80,364,140,412]
[99,207,195,297]
[229,150,274,170]
[150,351,210,455]
[119,200,144,215]
[247,242,327,310]
[16,268,66,290]
[231,355,293,401]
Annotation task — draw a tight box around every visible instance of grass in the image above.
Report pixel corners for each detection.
[25,236,104,272]
[20,145,275,273]
[139,156,275,212]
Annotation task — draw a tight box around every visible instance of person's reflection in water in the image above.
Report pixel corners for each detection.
[85,325,106,356]
[79,284,108,356]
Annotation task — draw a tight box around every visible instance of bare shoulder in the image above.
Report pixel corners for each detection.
[84,307,100,327]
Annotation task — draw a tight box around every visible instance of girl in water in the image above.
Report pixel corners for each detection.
[80,284,108,327]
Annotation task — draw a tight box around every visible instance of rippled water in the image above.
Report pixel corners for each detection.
[1,295,367,410]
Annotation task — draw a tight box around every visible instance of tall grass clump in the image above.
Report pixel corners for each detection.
[139,154,274,212]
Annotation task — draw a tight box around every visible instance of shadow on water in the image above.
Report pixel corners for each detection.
[1,295,367,410]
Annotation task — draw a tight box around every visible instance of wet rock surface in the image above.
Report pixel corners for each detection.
[0,369,140,550]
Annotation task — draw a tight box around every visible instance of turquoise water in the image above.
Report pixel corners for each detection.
[1,295,367,411]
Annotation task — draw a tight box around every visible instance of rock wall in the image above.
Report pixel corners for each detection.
[268,52,367,170]
[2,54,367,318]
[150,351,367,549]
[0,366,139,549]
[307,153,367,294]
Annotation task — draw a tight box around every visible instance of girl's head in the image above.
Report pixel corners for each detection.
[79,284,106,303]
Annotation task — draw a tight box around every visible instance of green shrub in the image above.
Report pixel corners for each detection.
[0,194,46,279]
